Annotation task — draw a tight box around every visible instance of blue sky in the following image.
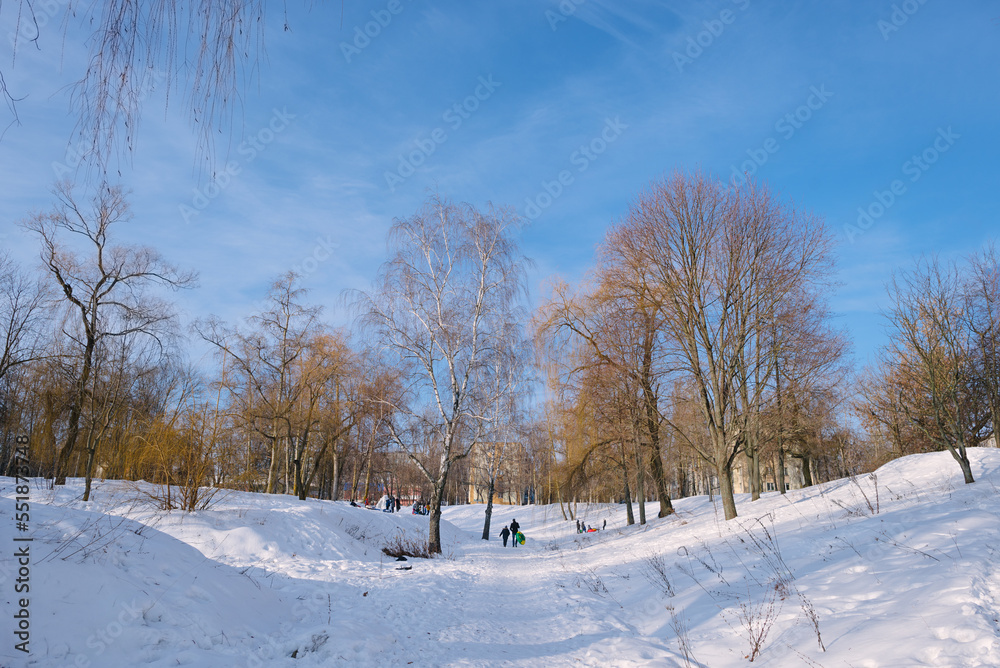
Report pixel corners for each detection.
[1,0,998,368]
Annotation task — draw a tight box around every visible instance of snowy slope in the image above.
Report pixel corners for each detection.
[2,449,999,667]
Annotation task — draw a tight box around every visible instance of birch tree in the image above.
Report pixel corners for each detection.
[356,195,527,554]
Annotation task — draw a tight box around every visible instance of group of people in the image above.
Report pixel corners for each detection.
[498,518,523,547]
[375,495,401,513]
[575,519,606,533]
[349,495,404,512]
[349,496,429,515]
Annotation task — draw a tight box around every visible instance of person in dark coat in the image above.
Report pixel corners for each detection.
[510,518,520,547]
[499,525,511,547]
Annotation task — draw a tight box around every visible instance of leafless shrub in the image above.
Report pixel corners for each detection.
[735,580,783,662]
[641,552,675,597]
[737,515,825,654]
[799,591,826,654]
[830,499,868,518]
[343,522,371,543]
[575,568,609,596]
[849,472,880,514]
[666,605,700,668]
[129,480,221,512]
[875,529,942,562]
[382,534,431,560]
[37,513,134,564]
[678,515,826,661]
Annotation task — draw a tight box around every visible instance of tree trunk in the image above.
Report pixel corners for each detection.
[775,351,786,494]
[350,454,362,501]
[266,431,279,494]
[800,454,814,487]
[284,437,291,494]
[331,451,342,501]
[950,445,976,484]
[637,473,647,525]
[640,337,674,518]
[481,478,495,540]
[54,338,95,485]
[746,439,761,501]
[958,456,975,484]
[362,451,374,504]
[83,445,97,502]
[718,463,737,520]
[293,436,305,500]
[301,431,339,501]
[774,447,785,494]
[623,475,634,526]
[428,477,448,554]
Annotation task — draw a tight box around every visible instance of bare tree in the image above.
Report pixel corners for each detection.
[756,289,848,496]
[884,257,989,484]
[0,253,48,385]
[356,195,528,554]
[21,182,195,485]
[0,254,50,473]
[291,331,359,500]
[615,171,834,520]
[538,276,677,519]
[79,331,164,501]
[965,245,1000,445]
[197,273,322,494]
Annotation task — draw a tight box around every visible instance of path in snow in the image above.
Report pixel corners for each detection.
[360,535,678,667]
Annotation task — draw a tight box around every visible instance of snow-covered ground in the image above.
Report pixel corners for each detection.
[2,449,999,667]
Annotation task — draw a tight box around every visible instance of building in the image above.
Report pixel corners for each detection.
[466,441,531,505]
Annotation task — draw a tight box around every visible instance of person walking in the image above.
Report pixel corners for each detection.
[500,525,511,547]
[510,518,520,547]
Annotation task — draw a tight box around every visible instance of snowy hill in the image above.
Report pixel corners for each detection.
[2,449,999,667]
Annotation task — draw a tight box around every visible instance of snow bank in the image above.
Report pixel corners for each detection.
[2,449,999,667]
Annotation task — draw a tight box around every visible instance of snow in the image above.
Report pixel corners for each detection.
[3,449,1000,667]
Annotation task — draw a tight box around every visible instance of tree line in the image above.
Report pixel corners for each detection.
[2,173,997,552]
